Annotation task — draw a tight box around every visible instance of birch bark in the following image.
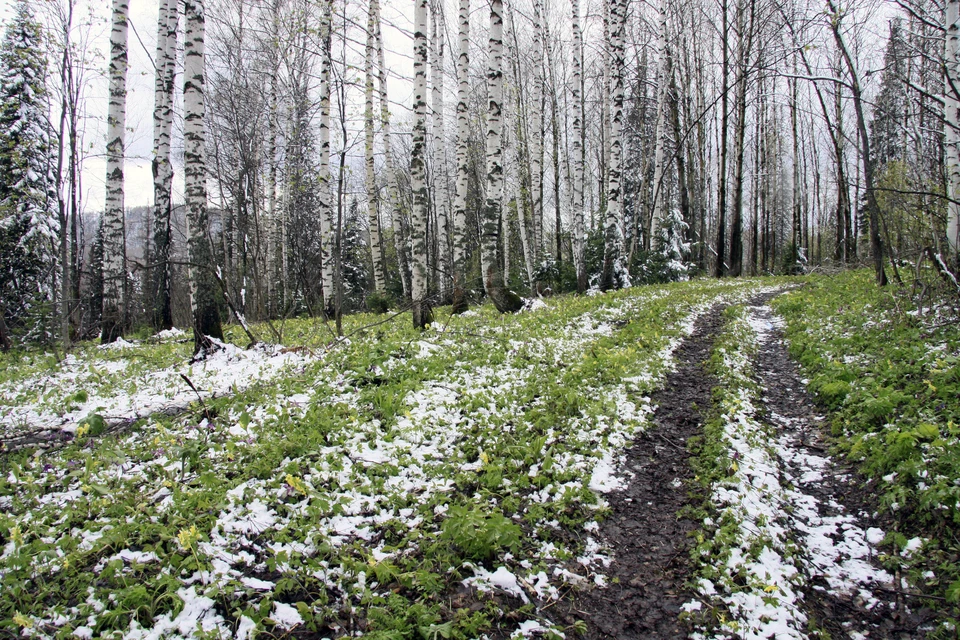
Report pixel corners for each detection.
[365,2,386,293]
[183,0,223,353]
[451,0,470,312]
[101,0,128,343]
[431,0,451,300]
[946,0,960,254]
[411,0,433,327]
[571,0,587,292]
[151,0,177,331]
[649,0,669,247]
[600,0,628,291]
[481,0,522,311]
[318,0,335,314]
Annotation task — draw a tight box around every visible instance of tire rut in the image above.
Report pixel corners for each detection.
[555,304,729,639]
[750,300,936,639]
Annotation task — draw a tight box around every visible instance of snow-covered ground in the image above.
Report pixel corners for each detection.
[0,335,317,437]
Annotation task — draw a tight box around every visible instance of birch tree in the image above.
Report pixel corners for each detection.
[100,0,128,343]
[600,0,629,291]
[530,0,545,258]
[410,0,433,328]
[151,0,177,330]
[715,0,730,277]
[365,1,386,294]
[481,0,522,311]
[183,0,224,353]
[431,0,452,300]
[571,0,587,293]
[451,0,470,312]
[649,0,669,246]
[318,0,336,315]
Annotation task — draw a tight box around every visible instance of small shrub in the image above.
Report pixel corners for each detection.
[440,505,522,562]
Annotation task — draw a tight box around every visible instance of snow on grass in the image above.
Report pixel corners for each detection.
[0,278,793,639]
[0,339,317,436]
[689,303,894,639]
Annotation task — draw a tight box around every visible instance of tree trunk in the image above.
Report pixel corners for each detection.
[365,2,386,294]
[411,0,434,327]
[481,0,522,312]
[600,0,628,291]
[431,0,451,301]
[531,0,545,259]
[318,0,336,314]
[669,64,692,251]
[650,0,669,248]
[571,0,587,292]
[946,0,960,255]
[101,0,128,343]
[451,0,470,313]
[151,0,177,330]
[183,0,223,354]
[715,0,730,277]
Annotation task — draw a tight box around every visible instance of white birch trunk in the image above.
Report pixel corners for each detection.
[531,0,545,257]
[947,0,960,254]
[365,2,386,293]
[151,0,177,330]
[514,140,535,286]
[431,0,452,300]
[266,72,279,313]
[101,0,129,343]
[600,0,611,228]
[183,0,223,353]
[411,0,433,327]
[481,0,522,312]
[649,0,668,245]
[451,0,470,311]
[318,0,335,314]
[571,0,587,292]
[600,0,628,290]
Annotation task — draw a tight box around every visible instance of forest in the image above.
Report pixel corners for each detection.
[0,0,956,349]
[2,0,960,637]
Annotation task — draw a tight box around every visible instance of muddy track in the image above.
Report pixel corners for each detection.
[553,304,728,639]
[751,301,936,639]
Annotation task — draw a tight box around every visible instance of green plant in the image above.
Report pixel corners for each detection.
[440,505,522,562]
